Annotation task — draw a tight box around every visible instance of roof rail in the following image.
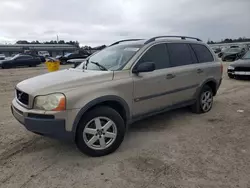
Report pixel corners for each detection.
[109,39,143,46]
[144,36,202,44]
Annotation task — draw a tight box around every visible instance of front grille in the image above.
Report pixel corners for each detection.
[235,67,250,72]
[16,89,29,106]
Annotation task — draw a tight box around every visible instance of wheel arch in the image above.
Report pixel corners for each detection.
[72,95,130,139]
[194,78,219,99]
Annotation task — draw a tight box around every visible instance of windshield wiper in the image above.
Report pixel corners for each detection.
[88,61,108,71]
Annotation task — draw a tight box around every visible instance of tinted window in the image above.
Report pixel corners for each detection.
[137,44,170,70]
[16,56,32,60]
[191,44,214,63]
[167,43,194,67]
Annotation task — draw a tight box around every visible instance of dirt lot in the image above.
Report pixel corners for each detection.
[0,64,250,188]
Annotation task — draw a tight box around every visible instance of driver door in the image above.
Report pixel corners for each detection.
[132,43,173,117]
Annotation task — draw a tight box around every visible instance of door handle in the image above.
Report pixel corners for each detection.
[166,74,175,79]
[197,69,204,74]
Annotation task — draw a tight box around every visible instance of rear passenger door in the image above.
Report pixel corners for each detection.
[166,43,200,105]
[190,44,216,83]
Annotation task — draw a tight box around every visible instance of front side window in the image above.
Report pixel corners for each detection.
[167,43,194,67]
[83,44,142,71]
[137,43,170,70]
[191,44,214,63]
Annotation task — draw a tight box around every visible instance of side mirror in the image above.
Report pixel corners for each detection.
[132,62,155,74]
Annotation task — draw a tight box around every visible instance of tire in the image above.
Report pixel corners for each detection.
[76,106,125,157]
[2,64,10,69]
[191,85,213,114]
[228,74,234,79]
[61,60,67,65]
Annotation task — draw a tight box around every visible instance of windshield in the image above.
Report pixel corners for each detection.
[64,53,72,57]
[225,48,241,53]
[77,44,142,71]
[11,54,20,60]
[242,51,250,59]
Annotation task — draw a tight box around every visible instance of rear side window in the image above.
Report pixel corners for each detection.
[137,43,170,70]
[167,43,194,67]
[191,44,214,63]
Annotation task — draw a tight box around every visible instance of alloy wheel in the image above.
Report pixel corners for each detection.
[83,117,117,150]
[201,90,213,112]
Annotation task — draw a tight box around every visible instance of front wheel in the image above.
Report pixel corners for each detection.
[191,85,213,114]
[76,106,125,157]
[228,74,234,79]
[1,64,10,69]
[60,60,67,65]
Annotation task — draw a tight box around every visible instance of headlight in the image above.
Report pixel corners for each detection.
[33,93,66,111]
[228,66,235,70]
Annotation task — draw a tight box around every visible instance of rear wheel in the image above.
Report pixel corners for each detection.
[191,85,213,114]
[29,64,36,67]
[76,106,125,157]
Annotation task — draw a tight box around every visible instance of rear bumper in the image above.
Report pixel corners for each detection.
[11,99,72,141]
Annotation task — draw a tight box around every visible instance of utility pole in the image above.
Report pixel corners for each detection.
[57,35,59,43]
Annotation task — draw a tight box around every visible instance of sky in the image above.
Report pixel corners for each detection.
[0,0,249,47]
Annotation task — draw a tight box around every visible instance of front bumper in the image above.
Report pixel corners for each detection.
[228,70,250,76]
[11,99,72,141]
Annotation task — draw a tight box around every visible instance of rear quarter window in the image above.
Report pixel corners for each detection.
[191,44,214,63]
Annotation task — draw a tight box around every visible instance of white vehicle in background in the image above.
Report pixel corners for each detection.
[38,51,50,57]
[0,54,6,60]
[67,58,86,68]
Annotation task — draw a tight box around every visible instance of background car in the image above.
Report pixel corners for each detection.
[218,47,229,58]
[227,50,250,79]
[0,54,42,69]
[38,51,50,58]
[221,47,246,61]
[211,47,221,54]
[0,54,6,60]
[67,58,86,68]
[57,50,91,65]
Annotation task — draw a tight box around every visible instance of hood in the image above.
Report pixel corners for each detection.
[230,59,250,67]
[222,52,239,57]
[16,68,113,95]
[0,59,12,63]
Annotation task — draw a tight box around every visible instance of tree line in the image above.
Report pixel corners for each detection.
[208,37,250,44]
[15,40,107,50]
[16,40,80,48]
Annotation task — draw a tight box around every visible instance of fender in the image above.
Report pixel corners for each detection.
[72,95,130,138]
[193,78,219,99]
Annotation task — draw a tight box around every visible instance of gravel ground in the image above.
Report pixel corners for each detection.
[0,63,250,188]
